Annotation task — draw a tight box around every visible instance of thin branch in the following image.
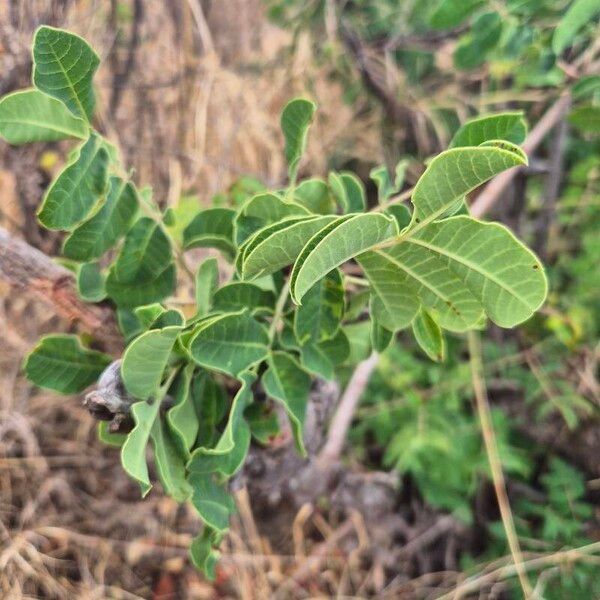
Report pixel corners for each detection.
[471,92,572,218]
[0,226,122,355]
[318,351,380,464]
[468,331,533,598]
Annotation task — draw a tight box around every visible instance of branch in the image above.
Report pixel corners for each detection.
[471,92,572,218]
[0,226,122,354]
[317,351,380,464]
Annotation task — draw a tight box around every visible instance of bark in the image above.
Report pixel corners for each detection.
[0,226,122,354]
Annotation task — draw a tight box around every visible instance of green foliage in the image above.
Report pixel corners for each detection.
[5,27,549,579]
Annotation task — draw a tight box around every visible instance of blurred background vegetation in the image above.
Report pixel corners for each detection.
[0,0,599,598]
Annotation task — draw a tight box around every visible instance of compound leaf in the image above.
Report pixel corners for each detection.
[0,88,88,144]
[33,26,99,121]
[23,334,111,394]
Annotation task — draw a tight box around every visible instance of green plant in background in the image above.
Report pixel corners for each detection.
[0,27,548,577]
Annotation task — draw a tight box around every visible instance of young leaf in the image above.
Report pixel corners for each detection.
[150,416,192,502]
[212,282,276,314]
[188,372,255,477]
[111,217,172,283]
[190,528,221,580]
[262,351,311,455]
[63,176,138,261]
[77,262,106,302]
[411,143,527,222]
[449,112,527,148]
[241,215,337,279]
[0,89,88,144]
[281,98,316,182]
[182,208,236,257]
[371,320,394,353]
[294,269,344,344]
[328,171,366,212]
[294,178,335,213]
[32,26,100,121]
[23,334,111,394]
[195,258,219,316]
[189,312,269,377]
[166,364,198,456]
[37,133,109,230]
[412,309,446,362]
[121,326,182,400]
[121,396,161,497]
[234,192,310,245]
[552,0,600,55]
[189,474,236,532]
[98,421,127,448]
[290,213,398,304]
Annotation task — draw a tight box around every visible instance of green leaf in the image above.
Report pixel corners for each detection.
[246,403,280,444]
[77,262,106,302]
[294,269,344,344]
[182,208,236,257]
[0,89,88,144]
[98,421,127,447]
[63,176,138,261]
[430,0,486,29]
[552,0,600,55]
[404,216,547,327]
[23,334,111,394]
[189,312,269,377]
[189,474,236,532]
[37,133,109,230]
[453,12,502,71]
[290,213,398,304]
[193,373,228,448]
[188,372,255,477]
[150,416,192,502]
[344,322,372,363]
[111,217,172,283]
[106,264,176,308]
[163,195,201,245]
[121,326,182,400]
[449,112,527,148]
[281,98,316,182]
[386,204,412,231]
[572,75,600,100]
[195,258,219,317]
[262,351,311,455]
[212,282,276,314]
[370,161,407,204]
[241,215,337,280]
[356,251,420,331]
[410,143,527,222]
[371,320,394,353]
[568,106,600,134]
[328,171,365,212]
[300,329,350,380]
[121,397,161,496]
[234,192,310,245]
[294,178,334,213]
[32,26,100,121]
[190,527,221,580]
[412,308,446,362]
[166,365,198,457]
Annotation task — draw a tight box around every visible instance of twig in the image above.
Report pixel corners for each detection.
[471,92,572,218]
[0,226,122,354]
[318,351,380,464]
[468,331,533,598]
[438,540,600,599]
